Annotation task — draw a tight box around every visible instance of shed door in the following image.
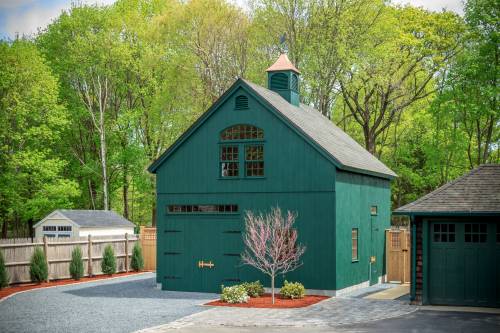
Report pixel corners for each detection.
[429,221,499,307]
[161,217,242,293]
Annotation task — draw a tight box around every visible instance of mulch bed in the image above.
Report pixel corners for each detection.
[206,293,329,308]
[0,271,145,300]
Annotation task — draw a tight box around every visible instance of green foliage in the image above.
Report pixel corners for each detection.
[101,245,116,275]
[0,0,496,237]
[30,247,48,283]
[220,284,249,303]
[0,250,9,288]
[280,280,305,299]
[241,280,265,297]
[130,243,144,272]
[69,247,84,280]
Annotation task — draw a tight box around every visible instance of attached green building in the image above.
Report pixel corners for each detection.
[149,54,396,295]
[395,164,500,307]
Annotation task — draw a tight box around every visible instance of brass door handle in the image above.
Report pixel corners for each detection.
[197,260,215,268]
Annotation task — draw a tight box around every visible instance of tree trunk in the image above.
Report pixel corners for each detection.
[123,164,129,219]
[1,219,7,238]
[28,218,34,238]
[100,113,108,211]
[271,274,275,304]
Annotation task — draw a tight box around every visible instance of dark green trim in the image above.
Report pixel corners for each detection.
[422,219,429,305]
[149,78,395,180]
[393,211,500,217]
[410,216,416,301]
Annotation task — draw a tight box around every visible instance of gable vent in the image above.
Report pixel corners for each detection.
[235,95,249,110]
[270,73,288,90]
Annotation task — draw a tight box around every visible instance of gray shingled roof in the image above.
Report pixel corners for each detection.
[243,80,397,178]
[58,210,135,228]
[394,164,500,214]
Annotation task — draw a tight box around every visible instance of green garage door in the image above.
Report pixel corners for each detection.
[161,217,242,293]
[429,221,499,307]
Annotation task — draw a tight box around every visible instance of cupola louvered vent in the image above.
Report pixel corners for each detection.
[291,74,298,92]
[235,95,249,110]
[270,73,288,90]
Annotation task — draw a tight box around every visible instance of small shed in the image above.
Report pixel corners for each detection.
[34,210,135,238]
[394,164,500,307]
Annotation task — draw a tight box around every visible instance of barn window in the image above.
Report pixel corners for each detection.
[220,145,239,177]
[235,95,249,110]
[43,226,56,231]
[220,125,263,141]
[245,145,264,177]
[352,228,359,261]
[58,226,72,231]
[465,223,487,243]
[167,204,238,214]
[219,125,265,178]
[58,234,71,238]
[270,73,288,90]
[433,223,455,242]
[370,206,378,216]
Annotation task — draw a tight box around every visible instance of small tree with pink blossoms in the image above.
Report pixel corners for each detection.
[241,207,306,304]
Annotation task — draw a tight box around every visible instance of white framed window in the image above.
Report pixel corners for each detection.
[352,228,359,261]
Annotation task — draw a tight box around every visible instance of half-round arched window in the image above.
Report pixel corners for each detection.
[220,124,264,141]
[291,74,298,92]
[270,73,288,90]
[235,95,249,110]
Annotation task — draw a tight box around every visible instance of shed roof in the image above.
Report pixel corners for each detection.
[148,78,396,179]
[394,164,500,215]
[35,210,135,228]
[243,80,396,178]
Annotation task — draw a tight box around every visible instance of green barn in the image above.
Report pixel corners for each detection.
[395,164,500,307]
[149,54,396,295]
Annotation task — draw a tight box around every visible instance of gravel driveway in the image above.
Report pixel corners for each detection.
[0,273,216,333]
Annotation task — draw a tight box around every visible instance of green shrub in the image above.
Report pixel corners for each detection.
[130,243,144,272]
[69,247,84,280]
[220,285,249,303]
[280,280,305,299]
[241,280,265,297]
[101,245,116,275]
[0,250,9,288]
[30,247,48,283]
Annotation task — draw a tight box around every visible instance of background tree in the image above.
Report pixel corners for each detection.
[241,207,306,304]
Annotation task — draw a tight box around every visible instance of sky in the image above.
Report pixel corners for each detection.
[0,0,464,40]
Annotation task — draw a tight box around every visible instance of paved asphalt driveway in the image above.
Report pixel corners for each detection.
[0,273,216,333]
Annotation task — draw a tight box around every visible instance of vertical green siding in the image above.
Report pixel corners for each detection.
[155,85,338,292]
[154,82,392,293]
[335,170,391,290]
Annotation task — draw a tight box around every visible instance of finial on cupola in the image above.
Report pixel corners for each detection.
[266,40,300,106]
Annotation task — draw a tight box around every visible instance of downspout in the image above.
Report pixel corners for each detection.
[410,215,416,302]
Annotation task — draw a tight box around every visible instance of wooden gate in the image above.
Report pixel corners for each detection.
[139,226,156,271]
[385,229,411,283]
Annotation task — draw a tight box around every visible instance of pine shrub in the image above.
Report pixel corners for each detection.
[280,280,305,299]
[0,250,9,288]
[130,243,144,272]
[101,245,116,275]
[69,247,84,280]
[30,247,48,283]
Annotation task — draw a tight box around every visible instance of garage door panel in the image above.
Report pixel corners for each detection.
[429,221,498,307]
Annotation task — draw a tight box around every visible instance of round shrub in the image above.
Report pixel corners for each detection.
[101,245,116,275]
[0,250,9,288]
[69,247,84,280]
[220,285,249,303]
[30,247,48,283]
[241,280,265,297]
[280,280,305,299]
[130,243,144,272]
